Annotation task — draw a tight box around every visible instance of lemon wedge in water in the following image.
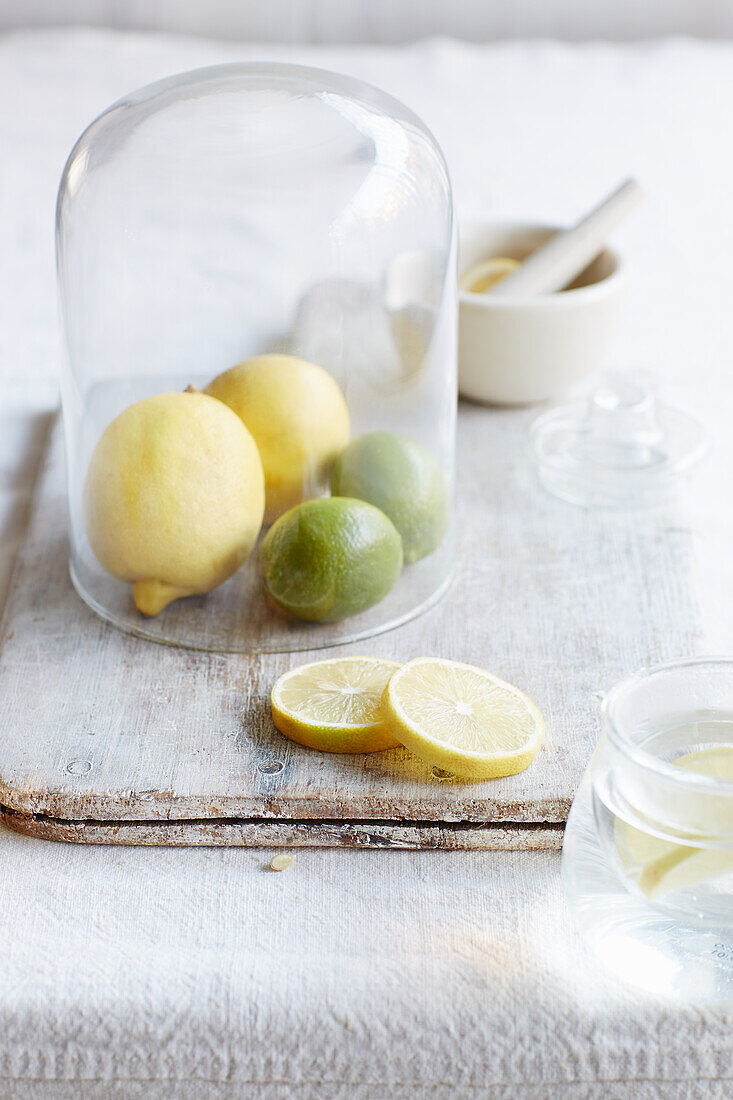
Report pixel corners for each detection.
[616,745,733,899]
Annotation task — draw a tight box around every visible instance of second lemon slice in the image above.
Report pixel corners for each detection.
[382,658,544,779]
[271,657,401,753]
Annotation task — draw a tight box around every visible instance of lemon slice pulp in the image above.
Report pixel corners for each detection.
[271,656,401,753]
[459,257,520,294]
[381,658,543,779]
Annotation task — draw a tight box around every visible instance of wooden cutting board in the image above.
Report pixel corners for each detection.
[0,406,702,848]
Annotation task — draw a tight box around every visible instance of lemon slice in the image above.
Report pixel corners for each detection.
[675,744,733,780]
[637,847,733,899]
[381,658,543,779]
[459,257,520,294]
[271,657,401,753]
[616,745,733,899]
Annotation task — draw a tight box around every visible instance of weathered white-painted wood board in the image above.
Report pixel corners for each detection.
[0,408,703,847]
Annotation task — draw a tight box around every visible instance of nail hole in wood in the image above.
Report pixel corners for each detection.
[66,758,92,776]
[258,761,284,775]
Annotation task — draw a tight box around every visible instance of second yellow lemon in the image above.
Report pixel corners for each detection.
[205,354,350,522]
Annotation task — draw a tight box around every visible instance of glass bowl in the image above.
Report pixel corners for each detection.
[56,63,456,652]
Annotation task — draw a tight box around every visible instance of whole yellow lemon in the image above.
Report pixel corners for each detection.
[205,354,350,523]
[84,390,265,616]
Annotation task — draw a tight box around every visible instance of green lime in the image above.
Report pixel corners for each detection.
[260,497,403,623]
[330,431,449,564]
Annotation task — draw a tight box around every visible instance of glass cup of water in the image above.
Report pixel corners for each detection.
[563,657,733,1001]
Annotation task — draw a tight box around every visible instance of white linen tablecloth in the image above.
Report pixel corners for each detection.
[1,28,733,1098]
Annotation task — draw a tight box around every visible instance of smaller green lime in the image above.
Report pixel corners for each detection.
[260,497,403,623]
[330,431,449,564]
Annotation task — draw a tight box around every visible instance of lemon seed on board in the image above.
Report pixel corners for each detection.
[269,853,295,872]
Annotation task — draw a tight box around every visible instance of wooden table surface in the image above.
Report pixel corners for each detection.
[0,404,702,847]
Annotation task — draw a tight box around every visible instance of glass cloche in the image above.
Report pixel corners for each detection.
[57,63,456,652]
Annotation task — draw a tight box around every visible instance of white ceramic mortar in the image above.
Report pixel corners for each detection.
[458,221,629,405]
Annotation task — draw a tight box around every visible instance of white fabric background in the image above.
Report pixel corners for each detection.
[4,0,733,43]
[1,28,733,1097]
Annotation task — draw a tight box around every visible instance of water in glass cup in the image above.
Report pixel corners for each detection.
[593,711,733,928]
